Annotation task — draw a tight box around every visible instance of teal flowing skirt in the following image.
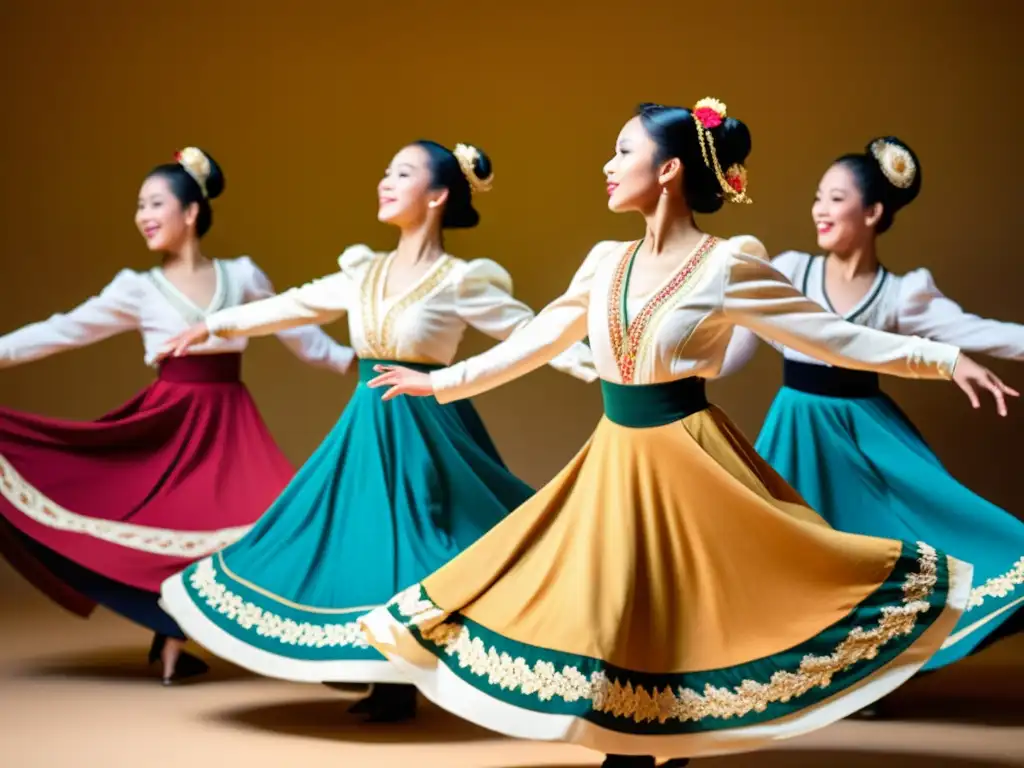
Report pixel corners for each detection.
[160,359,535,682]
[755,362,1023,670]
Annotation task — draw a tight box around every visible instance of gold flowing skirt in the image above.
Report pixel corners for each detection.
[362,402,970,757]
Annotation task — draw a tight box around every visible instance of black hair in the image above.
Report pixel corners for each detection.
[833,137,920,235]
[144,149,225,238]
[413,140,491,229]
[635,102,752,214]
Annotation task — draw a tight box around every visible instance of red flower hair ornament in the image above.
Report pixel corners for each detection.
[691,97,752,205]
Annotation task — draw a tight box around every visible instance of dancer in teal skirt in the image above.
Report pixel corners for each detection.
[157,140,597,720]
[722,137,1023,677]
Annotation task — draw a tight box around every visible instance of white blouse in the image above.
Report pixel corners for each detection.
[427,235,962,404]
[720,250,1024,375]
[0,257,355,372]
[203,245,598,381]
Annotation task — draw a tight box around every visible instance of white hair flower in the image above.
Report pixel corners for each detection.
[175,147,211,197]
[870,140,916,189]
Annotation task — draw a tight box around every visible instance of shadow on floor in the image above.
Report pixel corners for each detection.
[704,751,1018,768]
[10,644,252,684]
[214,697,497,744]
[502,752,1017,768]
[875,662,1024,726]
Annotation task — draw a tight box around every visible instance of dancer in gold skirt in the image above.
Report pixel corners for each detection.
[361,100,1013,767]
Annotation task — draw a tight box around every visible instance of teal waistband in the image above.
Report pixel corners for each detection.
[358,359,444,383]
[601,377,709,428]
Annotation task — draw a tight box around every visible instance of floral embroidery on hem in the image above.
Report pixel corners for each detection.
[188,558,370,648]
[389,542,942,724]
[967,556,1024,610]
[0,454,250,557]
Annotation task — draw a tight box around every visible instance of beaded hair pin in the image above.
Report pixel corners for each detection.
[691,97,752,205]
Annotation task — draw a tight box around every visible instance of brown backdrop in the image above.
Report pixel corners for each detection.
[1,0,1021,556]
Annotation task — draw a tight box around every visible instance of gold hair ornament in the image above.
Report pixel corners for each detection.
[453,143,494,194]
[691,97,752,205]
[869,139,916,189]
[175,147,211,198]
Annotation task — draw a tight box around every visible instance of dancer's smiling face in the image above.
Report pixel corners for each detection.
[136,174,198,252]
[377,144,448,228]
[812,163,882,254]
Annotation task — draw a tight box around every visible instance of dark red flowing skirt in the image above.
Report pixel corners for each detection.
[0,353,294,634]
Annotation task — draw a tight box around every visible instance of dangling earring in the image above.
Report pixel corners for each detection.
[428,200,440,209]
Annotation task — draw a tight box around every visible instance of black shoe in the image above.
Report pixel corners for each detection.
[173,651,210,680]
[341,684,376,714]
[148,633,166,665]
[347,697,373,715]
[160,651,210,686]
[602,756,656,768]
[362,683,418,723]
[149,634,209,686]
[851,703,883,720]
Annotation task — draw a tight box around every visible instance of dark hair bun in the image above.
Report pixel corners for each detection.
[636,102,752,214]
[864,136,920,211]
[468,147,493,186]
[834,136,920,235]
[145,147,225,238]
[202,151,226,200]
[414,140,490,229]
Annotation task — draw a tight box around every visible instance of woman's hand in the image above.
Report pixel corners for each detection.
[952,354,1018,416]
[156,322,211,362]
[367,364,434,401]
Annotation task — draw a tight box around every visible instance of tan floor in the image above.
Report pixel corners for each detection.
[0,561,1021,768]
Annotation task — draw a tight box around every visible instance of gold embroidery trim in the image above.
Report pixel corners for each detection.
[606,240,642,383]
[359,255,389,358]
[967,556,1024,610]
[634,253,717,374]
[358,255,455,360]
[380,258,455,358]
[0,454,251,557]
[391,542,942,723]
[608,236,718,384]
[188,558,371,648]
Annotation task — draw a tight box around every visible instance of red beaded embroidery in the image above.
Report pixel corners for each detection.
[608,236,719,383]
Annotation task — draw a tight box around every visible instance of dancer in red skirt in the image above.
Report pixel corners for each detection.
[0,147,354,683]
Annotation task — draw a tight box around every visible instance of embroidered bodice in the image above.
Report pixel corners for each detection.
[427,236,961,403]
[720,250,1024,375]
[0,256,353,372]
[203,245,598,381]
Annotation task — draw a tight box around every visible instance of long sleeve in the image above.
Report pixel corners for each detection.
[208,268,351,340]
[720,236,960,380]
[242,257,354,374]
[896,268,1024,360]
[0,270,140,369]
[454,259,597,383]
[430,241,619,403]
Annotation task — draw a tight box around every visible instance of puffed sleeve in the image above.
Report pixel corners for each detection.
[453,258,597,383]
[241,256,355,374]
[207,245,374,340]
[429,241,619,403]
[720,236,959,380]
[896,267,1024,360]
[0,269,141,369]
